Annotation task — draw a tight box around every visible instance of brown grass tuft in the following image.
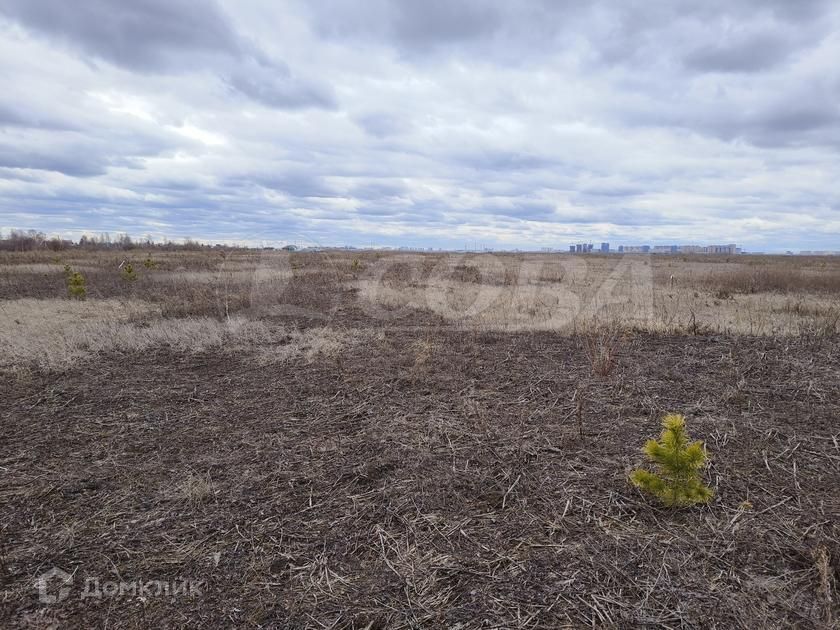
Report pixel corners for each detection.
[579,320,625,377]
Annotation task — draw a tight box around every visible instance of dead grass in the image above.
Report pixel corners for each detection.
[0,299,267,370]
[1,249,839,627]
[256,326,374,365]
[579,320,625,377]
[4,249,838,337]
[0,299,376,371]
[702,264,840,295]
[2,329,838,627]
[174,472,215,505]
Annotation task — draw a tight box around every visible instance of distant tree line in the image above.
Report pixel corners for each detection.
[0,229,214,252]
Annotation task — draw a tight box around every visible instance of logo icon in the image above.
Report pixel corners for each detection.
[35,567,73,604]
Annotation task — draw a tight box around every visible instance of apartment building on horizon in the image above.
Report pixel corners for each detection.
[570,243,740,254]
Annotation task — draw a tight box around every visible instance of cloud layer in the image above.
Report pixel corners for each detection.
[1,0,839,250]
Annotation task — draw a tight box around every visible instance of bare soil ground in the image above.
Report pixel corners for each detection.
[1,250,839,628]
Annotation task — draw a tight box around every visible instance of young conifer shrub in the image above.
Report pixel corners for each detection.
[64,265,86,300]
[121,262,136,282]
[630,413,714,507]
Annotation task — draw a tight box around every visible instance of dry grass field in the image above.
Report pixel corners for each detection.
[1,248,839,628]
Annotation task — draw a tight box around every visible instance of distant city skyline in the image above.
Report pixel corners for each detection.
[4,228,839,256]
[567,243,740,254]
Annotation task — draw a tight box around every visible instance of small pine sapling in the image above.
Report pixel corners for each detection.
[630,413,714,507]
[120,262,136,282]
[64,265,86,300]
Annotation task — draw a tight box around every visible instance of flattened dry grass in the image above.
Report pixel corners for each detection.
[256,326,376,365]
[3,330,838,628]
[0,299,258,369]
[0,299,356,371]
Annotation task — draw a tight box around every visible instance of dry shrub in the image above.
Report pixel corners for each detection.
[813,545,835,626]
[411,338,436,366]
[408,336,439,377]
[173,472,215,504]
[579,319,624,377]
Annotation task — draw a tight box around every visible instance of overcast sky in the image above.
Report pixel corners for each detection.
[1,0,839,251]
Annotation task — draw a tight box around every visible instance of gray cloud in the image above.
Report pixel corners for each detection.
[458,151,558,173]
[0,0,334,109]
[355,112,410,138]
[0,0,239,70]
[388,0,502,49]
[481,201,557,221]
[248,172,338,199]
[755,101,840,136]
[225,55,336,110]
[303,0,831,69]
[0,102,75,130]
[683,32,797,73]
[355,205,403,217]
[351,181,409,199]
[1,0,840,251]
[0,117,188,177]
[308,0,503,51]
[0,145,106,176]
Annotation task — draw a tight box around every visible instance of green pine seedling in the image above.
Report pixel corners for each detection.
[630,413,714,507]
[65,268,86,300]
[121,262,136,282]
